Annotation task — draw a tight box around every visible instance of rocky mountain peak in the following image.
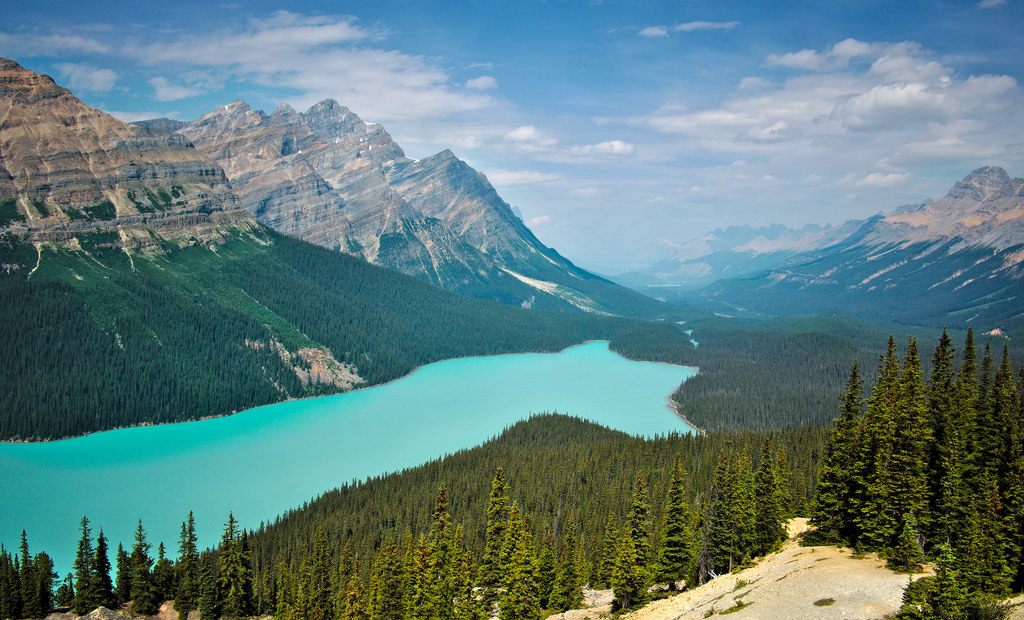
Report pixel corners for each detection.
[272,102,299,118]
[947,165,1017,202]
[0,58,248,247]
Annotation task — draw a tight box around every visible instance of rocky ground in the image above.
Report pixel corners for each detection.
[550,518,1022,620]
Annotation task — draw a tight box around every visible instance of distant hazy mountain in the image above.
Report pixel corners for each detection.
[137,100,668,317]
[615,223,857,296]
[694,167,1024,331]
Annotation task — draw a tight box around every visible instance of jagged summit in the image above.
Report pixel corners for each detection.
[167,98,658,315]
[947,165,1020,202]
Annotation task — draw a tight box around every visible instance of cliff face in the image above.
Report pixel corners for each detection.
[0,57,253,248]
[172,99,627,312]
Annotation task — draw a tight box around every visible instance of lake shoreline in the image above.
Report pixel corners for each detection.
[2,339,699,444]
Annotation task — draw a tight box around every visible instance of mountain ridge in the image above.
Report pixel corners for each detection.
[144,97,668,317]
[688,166,1024,331]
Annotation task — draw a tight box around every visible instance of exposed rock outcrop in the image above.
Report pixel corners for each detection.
[0,57,254,248]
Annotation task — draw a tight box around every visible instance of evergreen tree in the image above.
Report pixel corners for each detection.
[497,507,540,620]
[855,337,901,550]
[18,531,40,619]
[887,339,931,543]
[726,452,755,569]
[627,473,651,568]
[198,556,219,620]
[477,467,510,604]
[218,513,254,619]
[72,516,94,615]
[933,542,965,620]
[753,441,787,557]
[888,513,924,573]
[611,531,647,612]
[55,572,75,608]
[426,486,456,620]
[114,543,131,604]
[595,513,618,589]
[301,525,332,620]
[175,512,199,620]
[0,546,24,620]
[368,540,405,620]
[655,454,695,590]
[534,538,556,609]
[88,530,117,611]
[549,518,583,611]
[152,542,175,604]
[26,550,55,617]
[341,556,368,620]
[130,520,159,615]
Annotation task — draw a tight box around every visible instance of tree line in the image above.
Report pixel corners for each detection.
[810,329,1023,617]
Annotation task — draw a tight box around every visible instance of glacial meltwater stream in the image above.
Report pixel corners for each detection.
[0,341,695,572]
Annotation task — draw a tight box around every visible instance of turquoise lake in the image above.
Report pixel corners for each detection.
[0,341,694,573]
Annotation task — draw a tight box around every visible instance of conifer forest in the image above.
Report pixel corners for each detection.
[1,329,1021,619]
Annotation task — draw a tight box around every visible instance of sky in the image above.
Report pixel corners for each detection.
[2,1,1023,271]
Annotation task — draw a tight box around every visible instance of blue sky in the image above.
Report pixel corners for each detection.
[3,1,1023,270]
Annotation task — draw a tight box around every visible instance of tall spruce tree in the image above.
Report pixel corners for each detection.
[72,516,94,615]
[426,486,456,620]
[856,337,901,550]
[611,531,646,612]
[655,454,695,590]
[218,513,254,619]
[811,361,866,543]
[627,473,651,569]
[89,530,117,611]
[549,518,583,611]
[595,513,619,589]
[497,507,540,620]
[114,543,131,605]
[198,556,219,620]
[753,441,788,557]
[130,520,159,615]
[176,512,199,620]
[477,467,510,604]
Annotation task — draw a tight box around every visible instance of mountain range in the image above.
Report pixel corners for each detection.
[623,166,1024,332]
[135,100,665,317]
[0,58,656,439]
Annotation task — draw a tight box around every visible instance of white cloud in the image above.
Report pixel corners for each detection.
[149,76,202,101]
[856,172,910,187]
[977,0,1007,7]
[503,125,558,152]
[0,31,112,56]
[639,26,669,38]
[54,62,117,92]
[569,140,635,157]
[641,21,739,38]
[465,75,497,90]
[127,11,496,123]
[673,21,740,32]
[526,215,552,227]
[487,170,560,185]
[642,38,1022,170]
